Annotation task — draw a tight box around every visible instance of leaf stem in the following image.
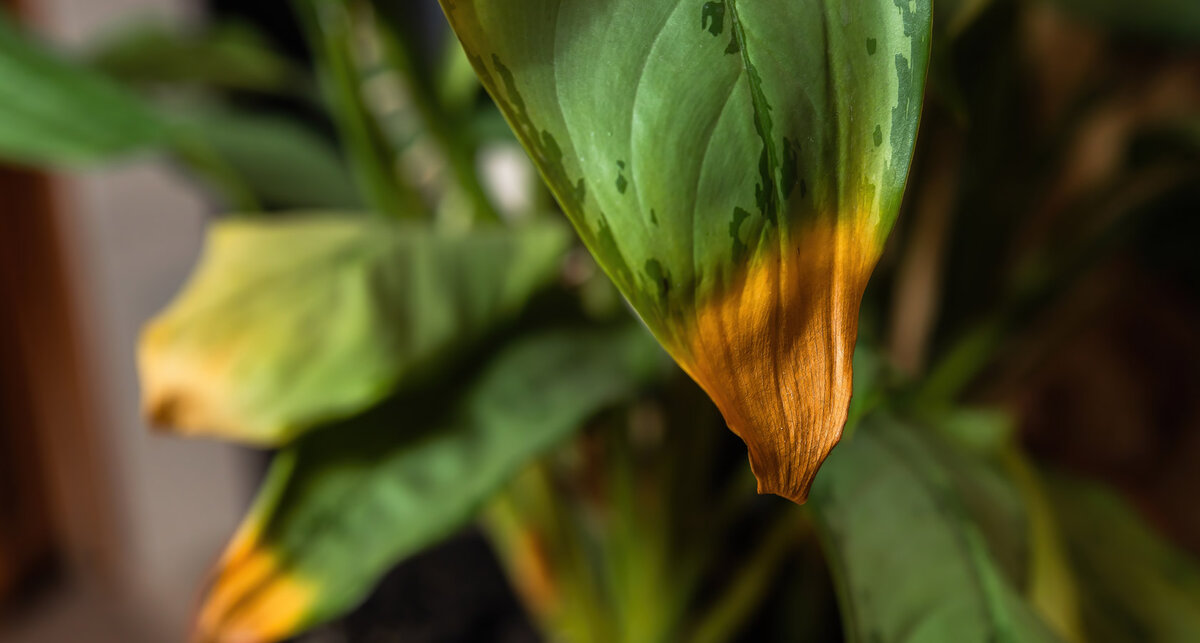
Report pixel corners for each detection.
[367,3,501,224]
[292,0,420,219]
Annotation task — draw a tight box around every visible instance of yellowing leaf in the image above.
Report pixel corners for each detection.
[441,0,933,501]
[139,215,569,445]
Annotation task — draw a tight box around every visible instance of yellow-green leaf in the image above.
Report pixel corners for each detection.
[441,0,932,502]
[139,215,570,445]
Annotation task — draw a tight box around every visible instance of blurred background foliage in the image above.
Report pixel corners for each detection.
[0,0,1199,642]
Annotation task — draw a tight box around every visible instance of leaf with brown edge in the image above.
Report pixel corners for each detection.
[439,0,933,502]
[191,326,670,642]
[139,215,569,446]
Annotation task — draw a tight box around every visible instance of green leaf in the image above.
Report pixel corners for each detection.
[810,415,1061,643]
[177,110,361,210]
[139,215,570,445]
[89,20,306,95]
[1046,472,1200,643]
[0,10,168,165]
[1041,0,1200,44]
[441,0,933,502]
[192,325,670,642]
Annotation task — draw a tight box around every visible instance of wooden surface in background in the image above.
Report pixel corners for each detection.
[0,0,121,595]
[0,161,119,605]
[0,166,58,602]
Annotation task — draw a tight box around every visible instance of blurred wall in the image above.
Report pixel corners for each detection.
[12,0,257,639]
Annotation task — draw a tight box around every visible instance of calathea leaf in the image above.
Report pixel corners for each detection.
[192,326,670,643]
[439,0,933,502]
[139,215,569,445]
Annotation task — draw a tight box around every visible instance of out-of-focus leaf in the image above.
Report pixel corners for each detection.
[441,0,933,502]
[0,10,167,165]
[179,111,360,209]
[193,325,670,643]
[139,216,570,445]
[89,21,305,95]
[1046,472,1200,643]
[811,415,1061,643]
[1042,0,1200,44]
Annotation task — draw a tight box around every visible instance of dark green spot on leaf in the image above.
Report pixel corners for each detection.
[701,2,726,37]
[644,259,670,300]
[730,207,751,260]
[781,138,801,198]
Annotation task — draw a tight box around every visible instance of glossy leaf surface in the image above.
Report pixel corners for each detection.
[139,216,569,445]
[193,326,669,643]
[441,0,932,501]
[811,416,1061,643]
[0,11,167,165]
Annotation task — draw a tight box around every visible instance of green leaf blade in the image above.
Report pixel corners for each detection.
[0,11,168,166]
[811,416,1062,643]
[193,325,670,642]
[176,111,361,210]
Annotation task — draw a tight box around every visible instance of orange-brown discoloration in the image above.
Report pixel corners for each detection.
[138,319,253,442]
[506,528,560,618]
[192,528,316,643]
[668,219,880,504]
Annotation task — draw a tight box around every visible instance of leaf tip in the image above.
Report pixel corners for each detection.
[193,537,316,643]
[675,220,876,505]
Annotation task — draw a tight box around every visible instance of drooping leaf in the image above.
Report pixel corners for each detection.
[192,325,670,643]
[0,10,168,165]
[178,111,361,210]
[139,216,570,445]
[89,20,305,95]
[440,0,933,502]
[1045,472,1200,643]
[1041,0,1200,44]
[810,415,1061,643]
